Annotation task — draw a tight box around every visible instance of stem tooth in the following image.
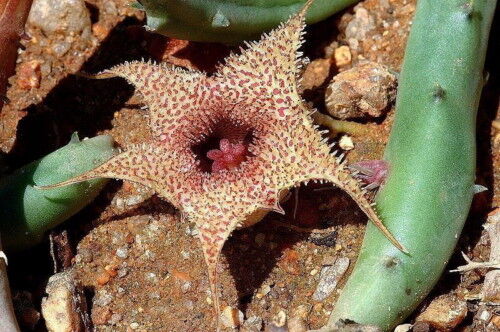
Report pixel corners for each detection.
[432,84,446,101]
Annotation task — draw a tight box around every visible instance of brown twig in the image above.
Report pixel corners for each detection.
[0,238,21,332]
[0,0,33,109]
[312,112,371,136]
[450,251,500,273]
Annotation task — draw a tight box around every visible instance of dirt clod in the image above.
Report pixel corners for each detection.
[416,295,468,331]
[325,61,397,120]
[16,60,42,90]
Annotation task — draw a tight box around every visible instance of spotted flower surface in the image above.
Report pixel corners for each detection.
[45,0,404,327]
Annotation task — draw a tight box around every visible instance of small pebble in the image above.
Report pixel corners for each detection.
[339,135,355,151]
[108,313,122,325]
[92,22,109,40]
[273,310,287,327]
[241,316,263,332]
[185,223,199,236]
[312,257,350,301]
[412,322,430,332]
[394,324,412,332]
[91,307,111,326]
[220,306,244,328]
[287,305,309,332]
[265,323,287,332]
[104,264,118,277]
[117,267,128,278]
[483,270,500,303]
[345,6,375,40]
[51,40,71,57]
[258,284,271,298]
[94,291,113,307]
[181,281,192,293]
[96,273,110,286]
[334,46,352,67]
[116,247,129,259]
[16,60,41,90]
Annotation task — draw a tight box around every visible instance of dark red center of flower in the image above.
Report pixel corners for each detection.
[206,139,247,172]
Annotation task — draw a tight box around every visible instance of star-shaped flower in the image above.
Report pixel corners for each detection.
[44,0,405,328]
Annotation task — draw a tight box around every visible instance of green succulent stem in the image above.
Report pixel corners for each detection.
[138,0,360,43]
[0,134,116,250]
[326,0,496,330]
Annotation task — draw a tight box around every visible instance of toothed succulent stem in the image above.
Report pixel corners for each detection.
[0,134,116,250]
[327,0,496,330]
[137,0,360,43]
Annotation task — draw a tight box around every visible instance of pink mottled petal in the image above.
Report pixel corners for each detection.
[219,139,231,153]
[232,143,246,156]
[211,160,226,172]
[207,149,223,160]
[223,153,237,164]
[106,61,206,138]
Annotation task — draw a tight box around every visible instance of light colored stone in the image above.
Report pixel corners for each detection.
[312,257,350,301]
[287,305,309,332]
[482,209,500,304]
[334,46,352,67]
[28,0,91,36]
[345,6,375,41]
[116,246,128,259]
[485,211,500,262]
[394,324,412,332]
[339,135,354,151]
[273,310,287,327]
[41,270,82,332]
[241,316,263,332]
[220,306,244,328]
[483,270,500,304]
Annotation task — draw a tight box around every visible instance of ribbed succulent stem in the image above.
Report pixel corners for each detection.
[138,0,360,43]
[325,0,497,330]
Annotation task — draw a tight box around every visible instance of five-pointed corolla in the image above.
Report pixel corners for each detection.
[41,0,405,329]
